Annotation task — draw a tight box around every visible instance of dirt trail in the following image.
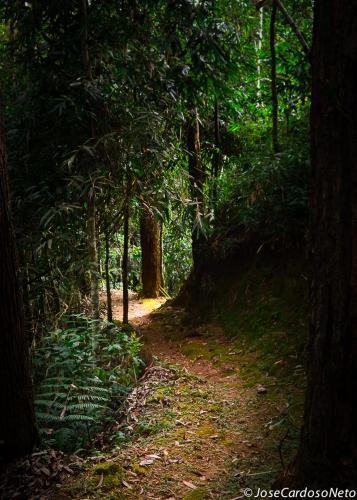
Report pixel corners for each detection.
[63,295,294,499]
[105,290,166,323]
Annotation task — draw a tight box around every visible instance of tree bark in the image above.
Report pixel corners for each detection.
[276,0,357,488]
[87,191,100,319]
[255,0,310,59]
[187,108,204,269]
[105,231,113,322]
[211,100,222,208]
[122,198,130,324]
[80,0,92,80]
[270,1,279,153]
[140,205,162,298]
[0,111,37,460]
[256,6,264,98]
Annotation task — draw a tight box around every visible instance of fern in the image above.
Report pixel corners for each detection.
[66,403,106,411]
[33,314,144,452]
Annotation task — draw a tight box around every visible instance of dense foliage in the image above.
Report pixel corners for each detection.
[0,0,312,451]
[33,316,142,452]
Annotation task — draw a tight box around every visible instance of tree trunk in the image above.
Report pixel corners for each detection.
[211,100,222,209]
[122,199,130,324]
[187,108,204,269]
[270,1,279,153]
[87,192,100,319]
[105,232,113,322]
[0,111,37,460]
[160,222,165,289]
[80,0,92,80]
[140,206,162,298]
[276,0,357,488]
[256,6,264,98]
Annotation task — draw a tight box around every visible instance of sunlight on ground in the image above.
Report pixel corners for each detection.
[107,289,166,323]
[141,298,165,313]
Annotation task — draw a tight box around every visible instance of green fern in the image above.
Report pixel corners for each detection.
[33,314,144,452]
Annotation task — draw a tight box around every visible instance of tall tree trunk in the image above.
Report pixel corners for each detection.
[187,108,204,269]
[270,1,279,153]
[276,0,357,488]
[81,0,99,319]
[87,192,100,319]
[0,111,37,460]
[160,222,165,289]
[212,100,222,208]
[122,199,130,324]
[140,205,162,298]
[256,6,264,98]
[80,0,92,80]
[105,231,113,322]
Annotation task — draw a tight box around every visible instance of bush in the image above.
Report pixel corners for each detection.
[33,315,143,452]
[216,139,310,246]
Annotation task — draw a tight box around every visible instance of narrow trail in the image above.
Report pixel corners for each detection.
[64,294,295,499]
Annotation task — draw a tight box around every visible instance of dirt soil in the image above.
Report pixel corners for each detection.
[0,292,301,499]
[53,292,302,500]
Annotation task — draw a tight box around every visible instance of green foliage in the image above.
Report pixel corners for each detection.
[0,0,313,331]
[216,132,310,244]
[33,315,143,452]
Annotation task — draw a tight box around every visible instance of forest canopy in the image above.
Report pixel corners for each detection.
[2,0,356,497]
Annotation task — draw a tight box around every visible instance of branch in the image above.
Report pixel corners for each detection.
[255,0,311,59]
[274,0,310,58]
[255,0,268,9]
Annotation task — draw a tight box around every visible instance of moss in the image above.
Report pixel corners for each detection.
[197,423,216,437]
[187,388,209,399]
[94,461,122,476]
[207,404,221,412]
[222,438,234,446]
[67,477,97,496]
[100,474,123,489]
[183,487,209,500]
[131,463,147,475]
[155,385,174,397]
[135,416,172,436]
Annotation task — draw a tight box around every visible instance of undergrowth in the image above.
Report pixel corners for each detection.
[33,315,143,452]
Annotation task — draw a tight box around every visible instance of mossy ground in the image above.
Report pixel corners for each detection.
[58,262,307,499]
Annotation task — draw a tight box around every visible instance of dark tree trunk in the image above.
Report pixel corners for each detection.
[105,232,113,322]
[0,112,37,460]
[140,206,162,298]
[160,222,165,289]
[122,199,130,324]
[187,108,205,269]
[211,100,222,208]
[276,0,357,488]
[270,1,279,153]
[80,0,92,80]
[87,192,100,319]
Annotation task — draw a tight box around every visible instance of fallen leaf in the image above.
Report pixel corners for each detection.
[96,474,104,488]
[183,481,197,490]
[40,467,50,477]
[139,459,154,466]
[122,480,132,489]
[145,454,161,460]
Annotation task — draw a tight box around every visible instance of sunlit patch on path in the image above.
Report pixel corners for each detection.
[105,290,166,323]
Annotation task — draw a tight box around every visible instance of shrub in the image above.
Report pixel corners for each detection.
[33,315,143,452]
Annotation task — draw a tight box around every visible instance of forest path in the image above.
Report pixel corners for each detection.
[103,289,166,323]
[65,297,290,499]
